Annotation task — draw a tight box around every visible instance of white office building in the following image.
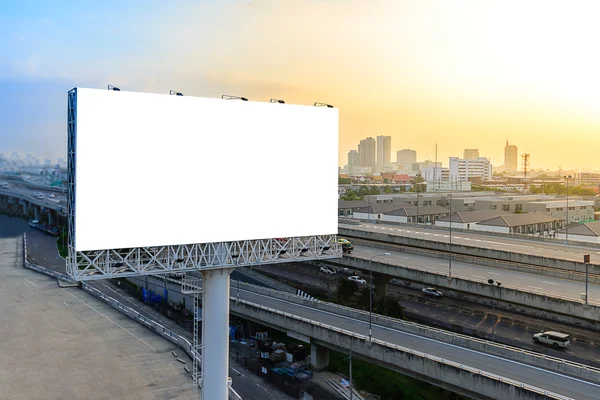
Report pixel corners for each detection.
[449,157,492,182]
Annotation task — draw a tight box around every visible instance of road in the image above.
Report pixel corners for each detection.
[350,244,600,302]
[237,288,600,400]
[341,221,600,264]
[256,263,600,366]
[0,184,66,212]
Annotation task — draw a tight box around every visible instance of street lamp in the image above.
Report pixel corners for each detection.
[448,194,453,278]
[369,252,391,341]
[314,102,334,108]
[415,174,421,224]
[232,254,241,301]
[487,279,502,341]
[222,95,248,101]
[107,85,120,91]
[270,98,285,104]
[169,90,183,96]
[564,175,572,243]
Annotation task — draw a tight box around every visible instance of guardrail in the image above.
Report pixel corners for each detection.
[234,298,574,400]
[235,281,600,383]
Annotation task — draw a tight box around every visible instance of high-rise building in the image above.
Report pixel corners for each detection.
[358,137,376,170]
[396,149,417,164]
[376,135,392,172]
[504,140,518,172]
[347,150,359,173]
[449,157,492,182]
[463,149,479,160]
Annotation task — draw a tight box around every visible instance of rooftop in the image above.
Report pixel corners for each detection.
[527,200,595,208]
[477,212,562,227]
[436,210,511,223]
[556,221,600,237]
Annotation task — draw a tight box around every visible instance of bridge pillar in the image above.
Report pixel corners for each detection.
[34,206,40,221]
[310,341,329,371]
[201,267,234,400]
[22,202,28,215]
[48,210,55,225]
[374,274,390,299]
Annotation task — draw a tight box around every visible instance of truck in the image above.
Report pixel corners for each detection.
[338,238,353,254]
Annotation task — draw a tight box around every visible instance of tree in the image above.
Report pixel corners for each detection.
[375,296,406,320]
[335,278,359,303]
[339,177,351,184]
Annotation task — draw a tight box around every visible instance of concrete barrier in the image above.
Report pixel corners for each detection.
[236,282,600,383]
[232,299,573,400]
[240,268,297,294]
[349,237,600,285]
[339,226,600,274]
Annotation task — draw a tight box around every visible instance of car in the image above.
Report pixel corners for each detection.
[49,193,56,198]
[348,276,366,285]
[533,331,571,348]
[319,266,336,275]
[422,287,443,297]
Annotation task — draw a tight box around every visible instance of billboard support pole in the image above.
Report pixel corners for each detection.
[201,267,233,400]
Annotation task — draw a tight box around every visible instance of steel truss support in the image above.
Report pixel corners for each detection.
[67,235,341,281]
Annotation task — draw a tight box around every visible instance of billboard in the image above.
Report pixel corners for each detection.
[72,88,338,251]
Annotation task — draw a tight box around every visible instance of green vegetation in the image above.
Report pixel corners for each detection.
[327,349,466,400]
[333,279,405,320]
[339,177,352,184]
[530,183,596,196]
[56,230,67,259]
[340,186,381,200]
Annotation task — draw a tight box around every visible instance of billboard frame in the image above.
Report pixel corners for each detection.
[66,88,341,281]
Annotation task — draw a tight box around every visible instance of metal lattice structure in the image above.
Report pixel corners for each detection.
[67,236,340,281]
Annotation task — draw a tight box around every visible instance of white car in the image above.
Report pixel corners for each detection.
[49,193,57,198]
[348,276,366,285]
[533,331,571,348]
[319,266,336,275]
[422,287,443,297]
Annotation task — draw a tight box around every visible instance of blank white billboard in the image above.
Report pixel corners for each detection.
[73,88,338,251]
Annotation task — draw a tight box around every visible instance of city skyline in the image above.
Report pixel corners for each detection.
[2,1,600,170]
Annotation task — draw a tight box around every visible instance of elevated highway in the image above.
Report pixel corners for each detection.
[230,285,600,399]
[339,222,600,274]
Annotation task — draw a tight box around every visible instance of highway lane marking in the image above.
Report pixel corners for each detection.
[241,289,600,390]
[472,275,486,279]
[231,367,245,377]
[155,385,185,392]
[541,281,558,285]
[25,279,39,288]
[63,290,158,352]
[488,272,500,275]
[256,383,274,394]
[528,286,543,290]
[63,302,70,307]
[425,266,437,270]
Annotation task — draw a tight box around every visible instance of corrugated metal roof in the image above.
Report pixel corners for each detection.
[556,221,600,237]
[436,210,511,223]
[477,212,562,227]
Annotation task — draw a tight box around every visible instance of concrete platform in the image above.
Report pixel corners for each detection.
[0,237,192,400]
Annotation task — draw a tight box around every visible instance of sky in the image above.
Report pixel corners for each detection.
[1,0,600,170]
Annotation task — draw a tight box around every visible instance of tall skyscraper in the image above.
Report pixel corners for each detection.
[347,150,359,173]
[376,135,392,171]
[396,149,417,164]
[358,137,376,170]
[463,149,479,159]
[504,139,518,172]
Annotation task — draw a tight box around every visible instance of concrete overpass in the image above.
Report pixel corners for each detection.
[0,186,66,224]
[339,222,600,272]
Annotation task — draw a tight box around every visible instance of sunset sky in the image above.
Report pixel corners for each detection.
[1,0,600,170]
